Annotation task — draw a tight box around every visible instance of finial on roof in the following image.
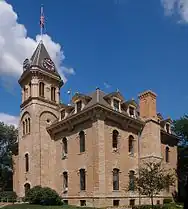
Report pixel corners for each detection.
[96,87,100,90]
[116,88,119,92]
[40,5,45,41]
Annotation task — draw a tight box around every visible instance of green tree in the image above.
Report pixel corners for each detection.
[0,122,18,191]
[133,161,175,209]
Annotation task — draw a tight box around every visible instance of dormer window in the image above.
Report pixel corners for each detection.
[61,110,65,120]
[113,99,120,112]
[129,106,135,117]
[166,123,170,134]
[76,101,82,113]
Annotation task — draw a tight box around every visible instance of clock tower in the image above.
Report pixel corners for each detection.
[15,40,63,197]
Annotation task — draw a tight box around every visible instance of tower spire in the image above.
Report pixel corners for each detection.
[40,5,45,41]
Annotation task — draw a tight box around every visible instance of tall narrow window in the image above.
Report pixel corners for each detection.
[39,82,44,97]
[113,168,119,190]
[29,82,32,97]
[63,171,68,189]
[129,106,135,117]
[51,87,56,101]
[63,137,68,155]
[129,170,135,191]
[25,119,28,134]
[23,121,25,135]
[76,101,82,113]
[79,131,85,153]
[165,147,169,163]
[113,99,120,111]
[166,124,170,133]
[25,153,29,172]
[80,169,86,191]
[112,130,119,149]
[28,118,30,133]
[24,183,30,196]
[128,135,134,155]
[61,110,65,120]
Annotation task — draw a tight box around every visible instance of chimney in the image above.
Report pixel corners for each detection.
[138,90,157,119]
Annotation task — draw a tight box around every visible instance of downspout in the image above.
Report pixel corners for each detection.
[138,126,143,206]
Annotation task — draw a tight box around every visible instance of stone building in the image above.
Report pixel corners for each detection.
[13,41,178,207]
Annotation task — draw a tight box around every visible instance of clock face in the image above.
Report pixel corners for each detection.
[43,58,55,71]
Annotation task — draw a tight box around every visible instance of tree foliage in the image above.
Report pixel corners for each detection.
[134,161,175,208]
[0,122,18,191]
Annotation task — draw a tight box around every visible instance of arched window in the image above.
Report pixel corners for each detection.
[63,137,68,154]
[51,87,56,101]
[23,121,25,135]
[129,170,135,191]
[113,168,119,190]
[24,183,30,196]
[112,130,119,149]
[25,153,29,172]
[63,171,68,190]
[128,135,134,155]
[165,147,169,163]
[28,118,31,133]
[79,131,85,153]
[39,82,44,97]
[80,169,86,191]
[25,119,28,134]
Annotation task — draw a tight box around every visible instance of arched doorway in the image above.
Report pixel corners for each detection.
[24,183,30,196]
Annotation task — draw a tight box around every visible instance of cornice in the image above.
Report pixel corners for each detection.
[47,103,145,136]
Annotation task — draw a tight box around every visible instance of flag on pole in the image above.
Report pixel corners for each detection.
[40,6,45,29]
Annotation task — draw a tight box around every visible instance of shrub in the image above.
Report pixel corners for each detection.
[0,191,17,202]
[25,185,62,205]
[163,198,173,204]
[132,206,161,209]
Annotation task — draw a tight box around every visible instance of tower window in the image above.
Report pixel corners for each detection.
[29,82,32,97]
[39,82,44,97]
[79,131,85,153]
[112,130,119,149]
[25,119,28,134]
[166,123,170,134]
[62,137,68,155]
[25,153,29,172]
[63,171,68,190]
[51,87,56,101]
[113,99,120,111]
[80,169,86,191]
[128,135,134,155]
[165,147,169,163]
[129,106,135,117]
[61,110,65,120]
[129,170,135,191]
[28,118,30,133]
[76,101,82,113]
[113,168,119,191]
[23,121,25,135]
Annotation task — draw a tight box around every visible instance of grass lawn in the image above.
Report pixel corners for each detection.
[3,204,94,209]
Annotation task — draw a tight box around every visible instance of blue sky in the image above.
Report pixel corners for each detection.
[0,0,188,125]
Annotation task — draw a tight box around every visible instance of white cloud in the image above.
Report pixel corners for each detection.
[0,113,19,127]
[161,0,188,22]
[0,1,74,82]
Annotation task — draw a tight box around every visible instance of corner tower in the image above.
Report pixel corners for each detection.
[16,41,63,197]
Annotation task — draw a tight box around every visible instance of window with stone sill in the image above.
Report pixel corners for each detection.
[113,168,119,191]
[25,153,29,172]
[79,131,85,153]
[165,146,169,163]
[112,130,119,149]
[76,101,82,113]
[129,170,135,191]
[23,117,31,136]
[62,137,68,157]
[113,99,120,112]
[129,199,135,206]
[128,135,134,155]
[63,171,68,191]
[80,169,86,191]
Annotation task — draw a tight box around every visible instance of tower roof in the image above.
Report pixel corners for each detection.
[29,41,60,76]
